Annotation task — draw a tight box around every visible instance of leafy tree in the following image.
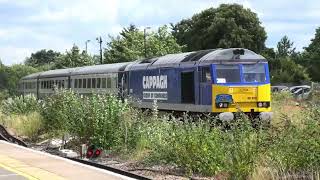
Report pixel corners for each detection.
[0,60,8,90]
[25,49,61,68]
[267,36,309,84]
[276,36,296,57]
[104,24,183,63]
[54,45,94,68]
[271,57,309,84]
[172,4,267,53]
[5,64,39,95]
[303,27,320,82]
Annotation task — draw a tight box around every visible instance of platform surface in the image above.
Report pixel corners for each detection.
[0,140,131,180]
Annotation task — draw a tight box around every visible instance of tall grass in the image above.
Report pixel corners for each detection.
[1,91,320,179]
[0,112,43,141]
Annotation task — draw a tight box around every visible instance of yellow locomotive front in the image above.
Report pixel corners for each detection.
[210,62,272,121]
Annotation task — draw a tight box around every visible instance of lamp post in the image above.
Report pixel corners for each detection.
[144,27,151,58]
[96,37,103,64]
[85,40,90,53]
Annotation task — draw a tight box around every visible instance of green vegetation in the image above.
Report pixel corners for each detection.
[104,25,183,63]
[1,91,319,179]
[172,4,267,53]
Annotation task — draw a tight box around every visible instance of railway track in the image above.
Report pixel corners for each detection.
[66,157,151,180]
[0,124,28,147]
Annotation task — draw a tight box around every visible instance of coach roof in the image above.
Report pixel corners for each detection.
[21,72,42,80]
[38,68,77,78]
[71,62,130,76]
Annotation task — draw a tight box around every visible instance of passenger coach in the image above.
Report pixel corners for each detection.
[19,48,272,121]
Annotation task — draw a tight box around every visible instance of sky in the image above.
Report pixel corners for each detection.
[0,0,319,65]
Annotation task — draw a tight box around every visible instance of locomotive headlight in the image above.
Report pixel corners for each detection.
[223,103,228,108]
[218,102,224,108]
[263,102,268,107]
[257,102,270,108]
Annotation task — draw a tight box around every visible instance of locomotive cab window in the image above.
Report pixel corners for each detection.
[201,66,211,83]
[243,64,266,83]
[215,65,240,83]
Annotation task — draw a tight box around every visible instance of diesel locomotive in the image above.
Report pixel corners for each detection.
[19,48,272,121]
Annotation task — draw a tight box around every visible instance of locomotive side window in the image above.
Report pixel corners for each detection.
[215,65,240,83]
[201,66,211,83]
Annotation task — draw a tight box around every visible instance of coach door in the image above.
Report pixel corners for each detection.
[181,71,195,104]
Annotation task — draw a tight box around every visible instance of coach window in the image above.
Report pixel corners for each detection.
[82,79,86,88]
[75,79,78,88]
[215,65,240,83]
[201,66,211,83]
[92,78,96,88]
[107,77,111,88]
[102,78,106,88]
[87,78,92,88]
[78,79,82,88]
[97,78,101,88]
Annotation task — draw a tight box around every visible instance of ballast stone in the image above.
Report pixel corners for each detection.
[59,149,78,158]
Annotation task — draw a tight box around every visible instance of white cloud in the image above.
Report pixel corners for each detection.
[0,46,34,65]
[1,0,320,65]
[27,0,119,23]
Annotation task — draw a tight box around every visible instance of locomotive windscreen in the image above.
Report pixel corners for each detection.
[242,64,266,83]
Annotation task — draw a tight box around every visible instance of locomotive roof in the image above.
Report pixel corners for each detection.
[71,62,130,76]
[125,48,266,70]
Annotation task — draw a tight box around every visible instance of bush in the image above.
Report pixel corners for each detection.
[41,90,130,150]
[1,95,41,115]
[0,90,9,102]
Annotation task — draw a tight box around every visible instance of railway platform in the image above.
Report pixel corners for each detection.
[0,140,132,180]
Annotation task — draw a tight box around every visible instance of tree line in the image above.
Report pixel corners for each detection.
[1,3,320,96]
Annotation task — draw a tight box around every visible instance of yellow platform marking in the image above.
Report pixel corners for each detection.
[0,155,65,180]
